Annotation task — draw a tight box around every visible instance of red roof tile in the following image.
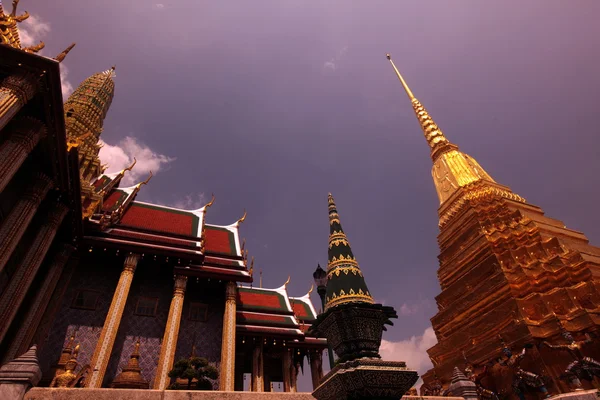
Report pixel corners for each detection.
[119,202,201,237]
[203,225,237,256]
[237,287,291,314]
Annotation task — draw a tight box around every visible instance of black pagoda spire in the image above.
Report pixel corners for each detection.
[326,193,373,310]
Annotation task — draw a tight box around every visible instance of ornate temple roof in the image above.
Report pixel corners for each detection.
[325,193,373,310]
[289,291,318,322]
[237,284,293,315]
[236,283,326,345]
[118,201,207,238]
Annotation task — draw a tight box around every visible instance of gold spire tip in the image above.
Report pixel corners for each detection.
[385,53,415,100]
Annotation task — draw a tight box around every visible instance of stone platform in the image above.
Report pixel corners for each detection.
[24,388,467,400]
[547,389,599,400]
[25,388,314,400]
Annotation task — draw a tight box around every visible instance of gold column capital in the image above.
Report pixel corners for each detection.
[225,281,237,300]
[123,253,140,273]
[173,275,187,295]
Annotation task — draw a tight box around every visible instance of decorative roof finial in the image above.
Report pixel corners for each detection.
[259,269,263,289]
[284,275,291,288]
[308,283,314,295]
[11,0,20,16]
[136,171,153,188]
[125,157,137,172]
[55,43,76,62]
[236,209,247,225]
[385,53,455,161]
[249,256,254,276]
[204,193,215,208]
[23,41,44,53]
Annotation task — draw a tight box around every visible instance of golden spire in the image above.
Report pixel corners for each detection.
[55,43,76,63]
[386,53,455,161]
[386,53,500,206]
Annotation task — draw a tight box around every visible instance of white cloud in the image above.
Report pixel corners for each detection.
[17,14,75,99]
[323,45,349,71]
[154,3,165,9]
[171,193,207,210]
[60,65,74,99]
[99,136,175,186]
[399,302,421,316]
[380,326,438,389]
[18,15,50,48]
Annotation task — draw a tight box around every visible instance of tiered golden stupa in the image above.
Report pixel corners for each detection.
[386,54,600,396]
[63,65,117,217]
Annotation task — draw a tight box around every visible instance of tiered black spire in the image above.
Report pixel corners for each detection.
[325,193,373,310]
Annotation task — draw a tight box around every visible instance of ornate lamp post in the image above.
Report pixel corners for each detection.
[313,263,335,369]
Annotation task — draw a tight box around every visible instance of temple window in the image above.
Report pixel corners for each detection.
[134,297,158,317]
[71,290,100,310]
[189,302,209,322]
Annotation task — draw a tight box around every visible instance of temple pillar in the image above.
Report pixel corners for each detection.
[0,173,53,274]
[86,254,140,388]
[252,341,264,392]
[153,275,188,390]
[282,349,292,392]
[2,244,74,364]
[219,281,237,391]
[290,360,299,393]
[310,350,324,390]
[0,117,46,193]
[0,72,39,131]
[0,203,68,343]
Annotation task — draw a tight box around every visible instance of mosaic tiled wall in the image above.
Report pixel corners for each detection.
[37,253,122,381]
[36,252,227,389]
[103,261,173,387]
[174,279,225,389]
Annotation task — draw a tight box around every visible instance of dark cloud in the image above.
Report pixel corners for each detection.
[33,0,600,382]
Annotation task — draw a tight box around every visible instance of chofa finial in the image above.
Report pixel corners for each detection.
[136,171,153,187]
[125,157,137,172]
[55,43,76,62]
[204,193,215,208]
[237,209,247,225]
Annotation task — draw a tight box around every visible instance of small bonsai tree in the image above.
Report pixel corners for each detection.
[167,356,219,390]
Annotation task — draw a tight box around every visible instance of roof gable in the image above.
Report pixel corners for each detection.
[203,224,240,257]
[237,286,292,314]
[118,201,204,238]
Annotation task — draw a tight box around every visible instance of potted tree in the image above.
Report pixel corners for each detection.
[167,357,218,390]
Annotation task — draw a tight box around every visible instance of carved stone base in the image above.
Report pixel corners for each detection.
[312,358,419,400]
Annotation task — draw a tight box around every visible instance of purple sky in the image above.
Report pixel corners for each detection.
[19,0,600,390]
